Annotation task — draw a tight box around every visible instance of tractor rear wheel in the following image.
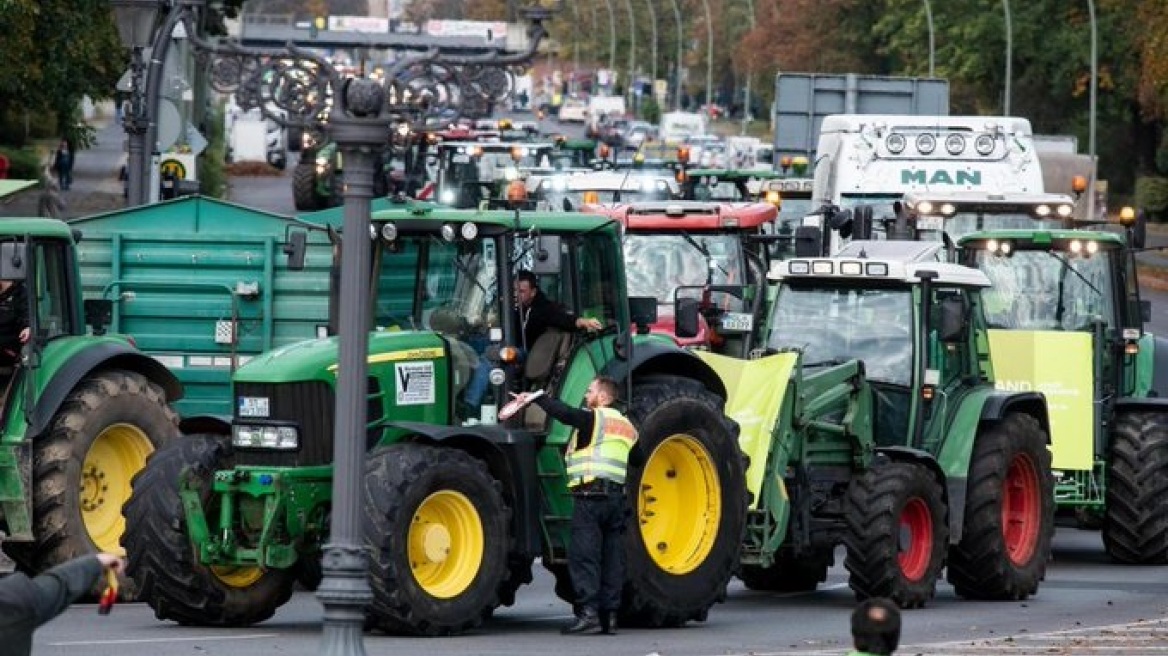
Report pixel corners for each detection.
[739,550,832,593]
[122,433,296,625]
[1102,411,1168,564]
[948,413,1054,599]
[621,379,746,627]
[292,161,319,211]
[363,444,512,636]
[845,460,947,608]
[4,370,178,587]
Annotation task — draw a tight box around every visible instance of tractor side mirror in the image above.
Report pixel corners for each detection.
[1141,299,1152,323]
[0,242,26,280]
[852,206,873,240]
[531,235,562,275]
[629,296,657,335]
[938,296,968,342]
[284,230,307,271]
[675,298,701,338]
[793,226,823,257]
[84,299,113,336]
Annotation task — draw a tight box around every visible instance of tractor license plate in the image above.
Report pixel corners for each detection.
[916,215,944,231]
[238,396,270,418]
[721,312,753,332]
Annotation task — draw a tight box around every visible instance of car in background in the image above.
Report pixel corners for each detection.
[557,97,589,123]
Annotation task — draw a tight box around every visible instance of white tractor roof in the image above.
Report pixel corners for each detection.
[769,256,991,288]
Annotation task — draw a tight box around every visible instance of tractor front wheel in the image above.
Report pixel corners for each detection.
[948,413,1054,599]
[362,444,512,636]
[845,460,948,608]
[122,433,295,625]
[292,161,319,211]
[1102,411,1168,564]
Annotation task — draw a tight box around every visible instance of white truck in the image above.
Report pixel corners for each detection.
[807,114,1055,253]
[659,111,707,144]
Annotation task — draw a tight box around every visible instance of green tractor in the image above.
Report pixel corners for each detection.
[686,246,1056,605]
[0,219,181,579]
[122,205,748,634]
[956,218,1168,563]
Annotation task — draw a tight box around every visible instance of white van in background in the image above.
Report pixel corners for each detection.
[586,95,627,132]
[659,111,707,144]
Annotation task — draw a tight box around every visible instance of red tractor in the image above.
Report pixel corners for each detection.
[583,201,777,356]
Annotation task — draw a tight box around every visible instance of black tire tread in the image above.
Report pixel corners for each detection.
[292,162,319,211]
[1102,411,1168,564]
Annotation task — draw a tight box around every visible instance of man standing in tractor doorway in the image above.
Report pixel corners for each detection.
[510,376,638,635]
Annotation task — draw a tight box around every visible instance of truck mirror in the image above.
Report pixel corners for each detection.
[84,299,113,336]
[793,226,823,257]
[629,296,657,334]
[531,235,562,275]
[0,242,26,280]
[1141,299,1151,323]
[284,230,307,271]
[675,298,701,338]
[1132,209,1148,249]
[938,296,967,342]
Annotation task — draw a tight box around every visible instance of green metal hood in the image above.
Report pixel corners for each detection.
[234,330,448,384]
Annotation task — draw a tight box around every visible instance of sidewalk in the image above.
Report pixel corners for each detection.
[0,112,126,219]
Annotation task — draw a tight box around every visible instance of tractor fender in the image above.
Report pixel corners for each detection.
[932,389,1047,543]
[1113,397,1168,412]
[29,343,183,439]
[178,414,233,436]
[389,421,544,559]
[602,340,728,401]
[875,445,961,541]
[1142,333,1168,398]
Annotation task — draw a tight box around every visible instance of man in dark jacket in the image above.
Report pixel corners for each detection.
[514,269,601,351]
[0,552,125,655]
[0,279,29,367]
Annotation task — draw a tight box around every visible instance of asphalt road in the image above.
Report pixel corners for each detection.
[33,528,1168,656]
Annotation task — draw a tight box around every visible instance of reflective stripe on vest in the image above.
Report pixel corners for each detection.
[566,407,638,487]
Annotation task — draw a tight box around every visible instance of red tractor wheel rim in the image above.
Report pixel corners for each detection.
[898,497,933,582]
[1002,452,1042,565]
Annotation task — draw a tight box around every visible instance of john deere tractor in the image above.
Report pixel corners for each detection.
[122,204,747,634]
[0,220,181,582]
[689,246,1056,606]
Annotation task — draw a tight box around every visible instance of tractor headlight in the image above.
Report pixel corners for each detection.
[440,189,456,204]
[233,424,299,450]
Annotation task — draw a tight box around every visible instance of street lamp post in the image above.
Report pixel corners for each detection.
[1003,0,1012,115]
[601,0,617,83]
[667,0,683,110]
[923,0,935,77]
[110,2,547,654]
[1087,0,1097,221]
[621,0,635,103]
[741,0,756,136]
[110,0,160,209]
[700,0,713,113]
[643,0,658,97]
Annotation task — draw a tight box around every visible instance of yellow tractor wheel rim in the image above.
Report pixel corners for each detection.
[81,423,155,555]
[211,565,265,588]
[409,490,484,599]
[638,434,722,574]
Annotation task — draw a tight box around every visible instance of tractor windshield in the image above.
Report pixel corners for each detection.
[916,212,1052,244]
[767,285,913,386]
[624,234,745,314]
[372,235,501,336]
[970,247,1116,331]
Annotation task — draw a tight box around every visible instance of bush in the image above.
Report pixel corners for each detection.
[1135,176,1168,222]
[199,104,228,199]
[0,146,47,179]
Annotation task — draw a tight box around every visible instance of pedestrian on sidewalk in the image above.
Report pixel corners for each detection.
[0,552,126,656]
[52,140,73,191]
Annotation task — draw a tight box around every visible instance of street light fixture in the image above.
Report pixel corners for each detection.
[110,0,160,48]
[110,0,164,208]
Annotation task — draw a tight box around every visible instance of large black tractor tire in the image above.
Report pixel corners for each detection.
[1102,411,1168,564]
[122,433,296,626]
[619,379,747,627]
[739,550,832,593]
[845,460,948,608]
[4,370,178,587]
[292,161,319,211]
[948,413,1054,600]
[362,444,512,636]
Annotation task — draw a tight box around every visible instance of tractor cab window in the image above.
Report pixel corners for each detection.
[768,284,913,387]
[574,233,621,327]
[30,239,75,340]
[972,247,1116,331]
[624,234,745,316]
[927,287,972,388]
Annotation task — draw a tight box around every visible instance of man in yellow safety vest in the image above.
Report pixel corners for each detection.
[511,376,638,635]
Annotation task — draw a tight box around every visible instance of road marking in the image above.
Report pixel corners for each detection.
[718,617,1168,655]
[48,633,278,647]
